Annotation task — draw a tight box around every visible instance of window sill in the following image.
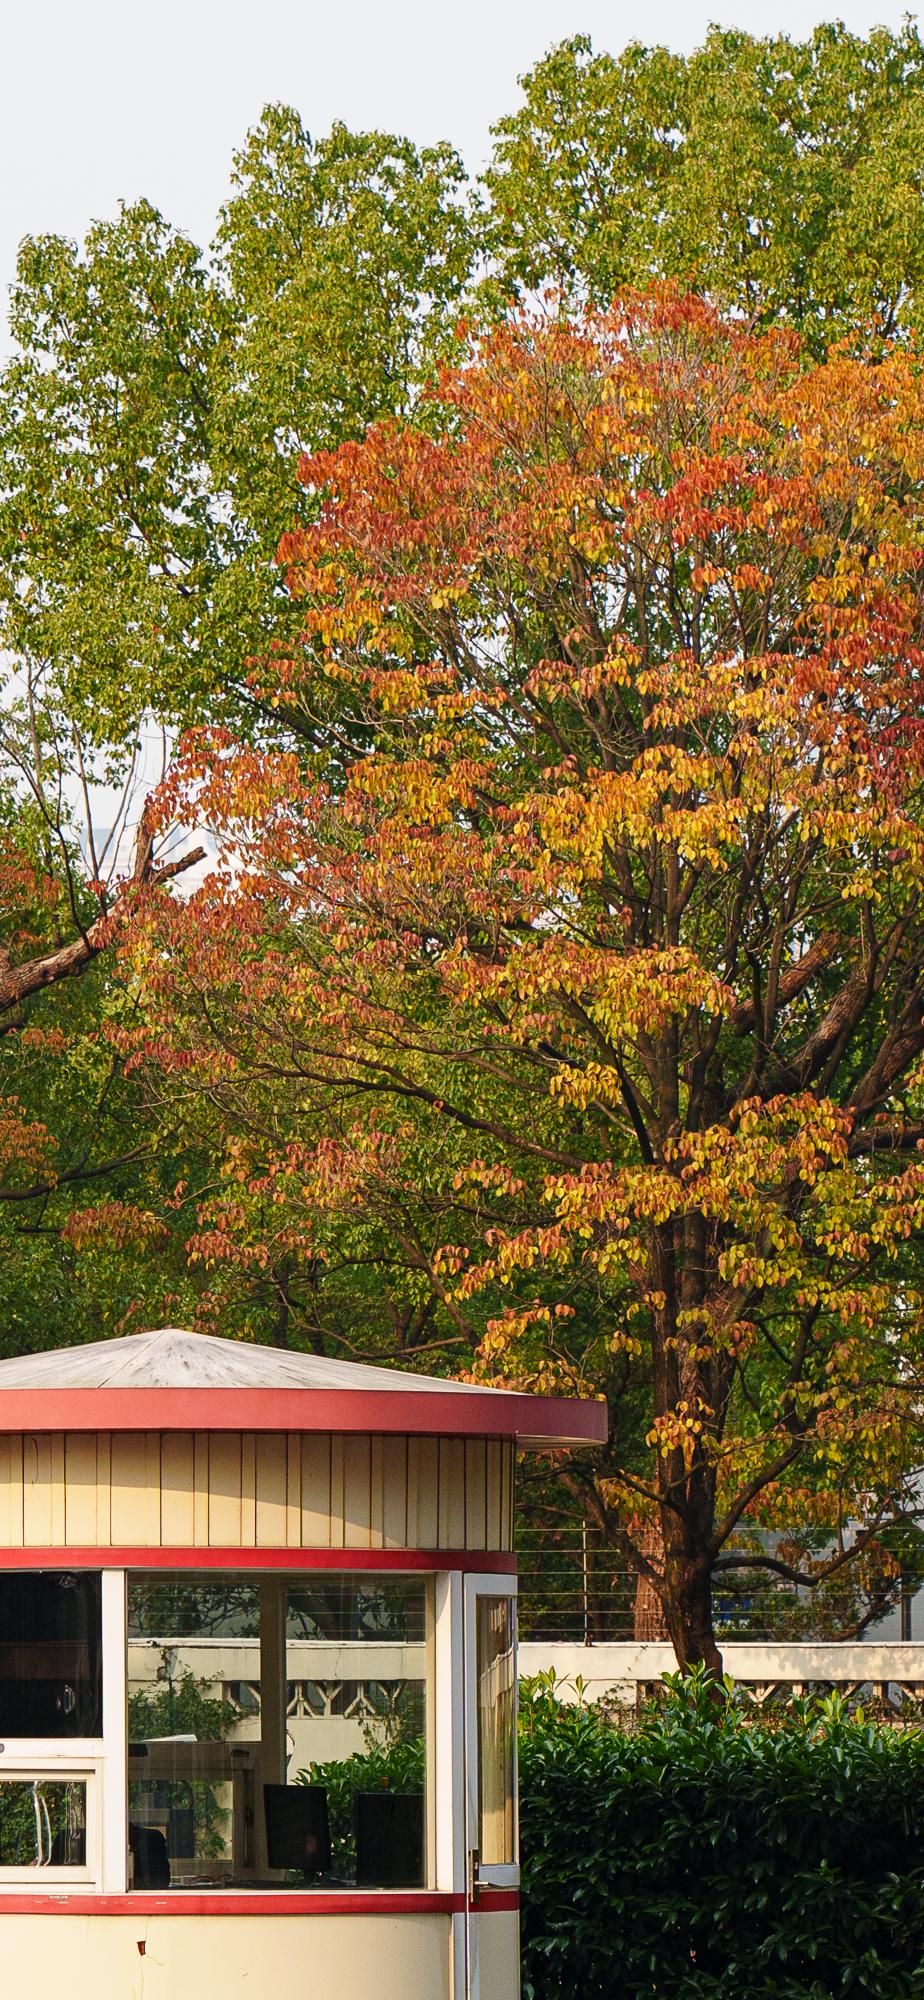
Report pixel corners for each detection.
[0,1887,520,1915]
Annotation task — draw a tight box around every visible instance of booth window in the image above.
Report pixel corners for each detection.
[0,1777,87,1869]
[476,1596,516,1865]
[0,1572,102,1739]
[127,1573,430,1890]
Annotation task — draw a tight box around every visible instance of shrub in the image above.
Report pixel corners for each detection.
[518,1672,924,2000]
[297,1734,424,1880]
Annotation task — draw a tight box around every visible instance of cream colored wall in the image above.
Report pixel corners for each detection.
[0,1913,454,2000]
[476,1910,520,1998]
[0,1433,514,1551]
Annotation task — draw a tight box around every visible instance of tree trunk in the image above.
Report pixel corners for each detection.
[648,1241,724,1677]
[662,1545,723,1678]
[633,1516,670,1641]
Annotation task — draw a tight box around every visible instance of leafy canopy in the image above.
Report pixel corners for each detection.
[0,109,473,745]
[486,22,924,346]
[136,294,924,1668]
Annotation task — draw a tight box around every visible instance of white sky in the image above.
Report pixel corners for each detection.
[0,0,915,316]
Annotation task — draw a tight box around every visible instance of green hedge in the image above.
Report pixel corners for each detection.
[518,1673,924,2000]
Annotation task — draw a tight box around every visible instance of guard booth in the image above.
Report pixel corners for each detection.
[0,1327,604,1999]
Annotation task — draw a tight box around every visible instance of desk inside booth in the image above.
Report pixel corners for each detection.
[127,1737,425,1891]
[128,1738,259,1887]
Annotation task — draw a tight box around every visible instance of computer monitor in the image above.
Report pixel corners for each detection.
[263,1784,331,1879]
[355,1791,424,1888]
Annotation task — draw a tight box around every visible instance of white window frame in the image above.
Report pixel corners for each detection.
[463,1571,519,1894]
[123,1564,436,1895]
[0,1761,101,1886]
[0,1566,125,1893]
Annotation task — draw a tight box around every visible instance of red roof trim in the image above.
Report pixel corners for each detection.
[0,1546,517,1573]
[0,1889,519,1916]
[0,1385,606,1446]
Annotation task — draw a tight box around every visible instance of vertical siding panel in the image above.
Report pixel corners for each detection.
[160,1434,195,1546]
[64,1434,98,1546]
[369,1437,384,1550]
[464,1439,487,1551]
[301,1435,331,1547]
[439,1439,466,1549]
[110,1434,149,1545]
[382,1436,408,1550]
[485,1441,502,1550]
[0,1436,12,1545]
[23,1435,53,1546]
[240,1434,257,1548]
[255,1435,287,1546]
[405,1437,419,1549]
[411,1438,439,1548]
[96,1434,111,1545]
[329,1436,346,1549]
[209,1433,243,1546]
[286,1436,301,1548]
[8,1436,24,1547]
[193,1435,210,1546]
[49,1435,66,1544]
[343,1436,372,1549]
[436,1440,452,1544]
[0,1440,12,1544]
[145,1434,162,1546]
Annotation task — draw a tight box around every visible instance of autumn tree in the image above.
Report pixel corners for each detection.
[0,665,205,1355]
[0,109,472,1352]
[12,21,924,1457]
[136,296,924,1671]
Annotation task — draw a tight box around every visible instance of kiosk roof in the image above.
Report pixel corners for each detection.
[0,1326,606,1448]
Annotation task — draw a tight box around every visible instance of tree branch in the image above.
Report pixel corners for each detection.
[0,826,205,1020]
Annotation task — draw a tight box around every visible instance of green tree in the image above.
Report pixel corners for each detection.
[485,23,924,347]
[0,110,473,747]
[0,651,210,1356]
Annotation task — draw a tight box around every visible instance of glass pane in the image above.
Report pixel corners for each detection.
[0,1573,102,1737]
[128,1578,260,1889]
[0,1779,87,1868]
[476,1596,516,1865]
[285,1577,428,1888]
[126,1574,430,1891]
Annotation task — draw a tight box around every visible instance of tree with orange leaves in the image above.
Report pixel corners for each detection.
[140,294,924,1671]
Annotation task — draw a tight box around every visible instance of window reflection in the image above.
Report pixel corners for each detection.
[126,1574,429,1890]
[0,1573,102,1738]
[0,1778,87,1868]
[286,1578,427,1888]
[476,1596,516,1865]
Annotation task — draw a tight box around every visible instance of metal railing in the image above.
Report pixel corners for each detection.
[517,1529,635,1643]
[515,1528,909,1646]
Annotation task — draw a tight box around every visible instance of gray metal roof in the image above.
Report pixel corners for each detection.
[0,1326,504,1395]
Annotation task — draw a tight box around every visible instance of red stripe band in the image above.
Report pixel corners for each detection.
[0,1889,520,1916]
[0,1546,517,1572]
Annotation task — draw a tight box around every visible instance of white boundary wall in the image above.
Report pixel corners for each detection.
[518,1641,924,1701]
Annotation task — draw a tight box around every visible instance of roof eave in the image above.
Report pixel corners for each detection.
[0,1385,607,1448]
